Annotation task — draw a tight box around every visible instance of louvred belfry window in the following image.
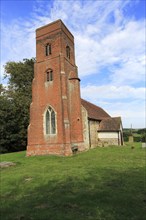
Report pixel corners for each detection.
[66,45,70,59]
[45,44,51,56]
[46,69,53,81]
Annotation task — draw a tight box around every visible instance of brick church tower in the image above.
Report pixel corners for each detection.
[27,20,85,156]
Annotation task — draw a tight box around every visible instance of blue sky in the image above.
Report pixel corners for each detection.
[0,0,146,128]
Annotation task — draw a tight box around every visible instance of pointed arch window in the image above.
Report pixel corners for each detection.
[45,106,56,134]
[46,69,53,82]
[45,43,51,56]
[66,45,70,59]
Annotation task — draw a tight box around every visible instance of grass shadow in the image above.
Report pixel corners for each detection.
[1,166,146,220]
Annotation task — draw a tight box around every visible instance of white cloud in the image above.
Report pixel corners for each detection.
[81,84,145,128]
[81,85,145,101]
[108,100,145,128]
[75,19,145,81]
[1,0,145,127]
[110,57,145,85]
[1,0,144,82]
[1,21,35,62]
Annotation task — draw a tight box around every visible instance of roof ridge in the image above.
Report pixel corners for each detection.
[81,98,108,112]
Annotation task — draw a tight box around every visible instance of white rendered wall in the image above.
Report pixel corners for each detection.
[98,132,118,139]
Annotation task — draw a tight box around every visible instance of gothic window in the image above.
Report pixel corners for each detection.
[45,106,56,134]
[45,44,51,56]
[66,45,70,59]
[46,69,53,81]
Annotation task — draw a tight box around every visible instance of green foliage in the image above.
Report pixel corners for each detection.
[123,128,146,142]
[137,128,146,134]
[136,128,146,142]
[123,131,130,142]
[0,58,35,153]
[141,132,146,142]
[0,144,145,220]
[134,136,142,142]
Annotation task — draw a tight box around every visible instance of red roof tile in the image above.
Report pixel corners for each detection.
[98,117,122,131]
[81,99,111,120]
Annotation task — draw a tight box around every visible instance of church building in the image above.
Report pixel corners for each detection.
[27,20,123,156]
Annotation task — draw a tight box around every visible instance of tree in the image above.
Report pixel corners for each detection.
[141,132,146,142]
[123,130,131,142]
[0,58,35,153]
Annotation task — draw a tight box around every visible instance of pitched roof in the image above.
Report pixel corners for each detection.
[98,117,122,131]
[81,99,111,120]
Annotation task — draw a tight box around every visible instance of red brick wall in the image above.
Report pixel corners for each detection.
[27,20,85,156]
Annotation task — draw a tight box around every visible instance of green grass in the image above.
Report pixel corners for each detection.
[0,143,146,220]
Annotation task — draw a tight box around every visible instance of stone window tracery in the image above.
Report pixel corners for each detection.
[45,106,56,134]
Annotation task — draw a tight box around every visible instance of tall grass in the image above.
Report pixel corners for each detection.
[0,142,146,220]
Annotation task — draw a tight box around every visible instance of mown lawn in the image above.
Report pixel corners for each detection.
[0,143,146,220]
